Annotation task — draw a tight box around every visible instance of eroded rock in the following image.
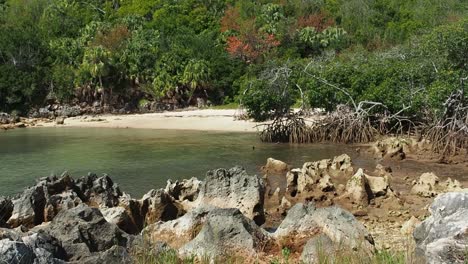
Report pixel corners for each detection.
[178,208,272,259]
[193,166,266,225]
[342,169,372,205]
[75,173,123,207]
[0,239,35,264]
[165,177,201,202]
[0,197,13,227]
[140,189,184,225]
[274,203,375,253]
[144,205,214,249]
[8,185,46,228]
[414,192,468,264]
[371,137,412,160]
[42,205,131,261]
[263,158,290,174]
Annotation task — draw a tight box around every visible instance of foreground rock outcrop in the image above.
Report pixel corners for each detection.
[274,203,375,254]
[0,165,381,263]
[414,192,468,264]
[188,166,266,225]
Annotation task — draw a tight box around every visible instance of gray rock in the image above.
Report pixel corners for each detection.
[0,112,12,124]
[0,196,13,227]
[144,205,216,249]
[75,173,123,207]
[43,205,130,261]
[178,208,272,259]
[274,203,374,253]
[140,189,184,226]
[44,190,82,222]
[194,166,266,225]
[414,192,468,264]
[7,185,46,228]
[342,169,372,205]
[56,105,81,117]
[165,177,202,202]
[38,107,54,118]
[301,234,335,264]
[100,206,139,235]
[22,230,67,261]
[0,227,24,241]
[0,239,35,264]
[74,245,132,264]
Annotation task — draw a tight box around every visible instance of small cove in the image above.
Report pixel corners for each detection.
[0,127,465,197]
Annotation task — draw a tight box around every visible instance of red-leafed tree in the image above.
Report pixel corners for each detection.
[221,5,281,63]
[297,12,335,32]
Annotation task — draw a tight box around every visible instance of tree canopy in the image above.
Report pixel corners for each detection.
[0,0,466,116]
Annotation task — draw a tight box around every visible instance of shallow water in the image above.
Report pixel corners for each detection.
[0,127,379,197]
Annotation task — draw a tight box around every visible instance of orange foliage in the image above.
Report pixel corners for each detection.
[297,12,334,32]
[94,25,131,51]
[221,6,241,32]
[226,33,280,63]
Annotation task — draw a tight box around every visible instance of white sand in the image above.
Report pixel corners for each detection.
[38,109,262,132]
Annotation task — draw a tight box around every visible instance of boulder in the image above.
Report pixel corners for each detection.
[22,231,67,262]
[37,107,54,119]
[144,205,215,249]
[411,173,440,197]
[297,161,334,193]
[331,154,353,174]
[42,205,131,261]
[56,105,81,117]
[263,158,290,174]
[342,169,372,205]
[73,245,132,264]
[293,154,354,196]
[366,174,391,197]
[75,173,123,207]
[0,196,13,227]
[371,137,411,160]
[117,195,146,233]
[100,206,139,235]
[0,239,35,264]
[165,177,202,202]
[7,185,46,228]
[300,234,335,264]
[0,113,12,124]
[193,166,266,225]
[44,190,82,221]
[274,203,374,253]
[178,208,272,259]
[414,192,468,264]
[140,189,184,225]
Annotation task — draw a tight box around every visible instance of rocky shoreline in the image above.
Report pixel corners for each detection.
[1,152,467,263]
[0,103,179,131]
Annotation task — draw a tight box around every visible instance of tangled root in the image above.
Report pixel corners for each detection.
[259,115,313,143]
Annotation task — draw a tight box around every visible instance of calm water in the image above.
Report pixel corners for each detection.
[0,127,375,197]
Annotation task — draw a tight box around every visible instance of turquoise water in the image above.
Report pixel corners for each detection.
[0,127,372,197]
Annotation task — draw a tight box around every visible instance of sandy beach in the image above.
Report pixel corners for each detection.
[38,109,261,132]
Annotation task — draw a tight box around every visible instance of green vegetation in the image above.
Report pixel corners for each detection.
[0,0,466,118]
[132,247,416,264]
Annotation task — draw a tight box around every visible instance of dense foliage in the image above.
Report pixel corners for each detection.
[0,0,466,116]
